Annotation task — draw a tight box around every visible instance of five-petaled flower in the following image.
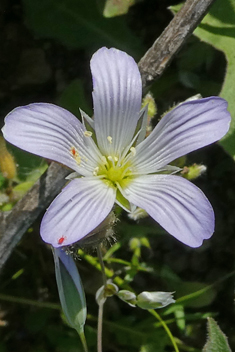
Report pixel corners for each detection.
[2,47,231,248]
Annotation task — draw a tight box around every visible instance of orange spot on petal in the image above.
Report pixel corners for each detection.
[71,147,76,156]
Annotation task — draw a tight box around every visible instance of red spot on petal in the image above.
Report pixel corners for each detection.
[58,236,66,245]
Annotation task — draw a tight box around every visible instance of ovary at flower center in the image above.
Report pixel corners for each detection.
[97,155,133,188]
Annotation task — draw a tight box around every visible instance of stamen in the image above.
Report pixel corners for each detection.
[107,155,116,167]
[93,166,99,176]
[130,147,136,156]
[84,130,93,137]
[119,130,141,162]
[107,136,112,144]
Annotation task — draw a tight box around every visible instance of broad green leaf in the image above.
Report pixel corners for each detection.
[171,0,235,158]
[203,317,232,352]
[58,79,92,118]
[23,0,143,54]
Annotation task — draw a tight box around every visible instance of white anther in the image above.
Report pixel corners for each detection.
[107,136,112,144]
[130,147,136,156]
[93,166,99,176]
[84,130,93,137]
[101,156,107,164]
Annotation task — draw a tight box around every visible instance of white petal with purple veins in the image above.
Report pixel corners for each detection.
[91,47,142,157]
[131,97,231,174]
[122,175,214,247]
[40,177,116,247]
[2,103,103,176]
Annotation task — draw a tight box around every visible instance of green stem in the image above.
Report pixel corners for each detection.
[97,303,104,352]
[97,244,107,285]
[79,330,89,352]
[0,293,60,310]
[149,309,179,352]
[96,244,107,352]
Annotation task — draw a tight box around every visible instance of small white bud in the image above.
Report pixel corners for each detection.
[118,290,137,307]
[136,291,175,310]
[128,207,148,220]
[96,281,118,306]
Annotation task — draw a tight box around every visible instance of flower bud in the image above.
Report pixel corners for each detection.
[136,291,175,310]
[96,281,118,306]
[0,136,17,180]
[53,248,86,334]
[118,290,137,307]
[181,164,207,180]
[128,207,148,220]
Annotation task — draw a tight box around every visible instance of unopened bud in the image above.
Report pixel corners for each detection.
[118,290,137,307]
[128,207,148,220]
[96,281,118,306]
[181,164,207,180]
[136,291,175,310]
[0,137,17,179]
[53,248,86,334]
[142,93,157,135]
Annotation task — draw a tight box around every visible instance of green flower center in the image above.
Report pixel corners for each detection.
[97,155,133,189]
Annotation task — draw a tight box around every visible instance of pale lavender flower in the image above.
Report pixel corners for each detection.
[2,48,231,248]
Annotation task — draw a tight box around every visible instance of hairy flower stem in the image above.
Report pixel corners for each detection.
[97,244,107,352]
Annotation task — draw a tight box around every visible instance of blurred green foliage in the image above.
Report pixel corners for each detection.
[23,0,144,55]
[171,0,235,158]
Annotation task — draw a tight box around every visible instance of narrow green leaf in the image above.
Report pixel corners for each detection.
[203,317,232,352]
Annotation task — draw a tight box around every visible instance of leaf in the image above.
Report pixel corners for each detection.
[101,0,135,18]
[193,0,235,157]
[175,281,216,308]
[171,0,235,157]
[58,79,92,118]
[203,317,232,352]
[23,0,143,54]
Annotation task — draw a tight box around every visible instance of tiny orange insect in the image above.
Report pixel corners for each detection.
[58,236,66,245]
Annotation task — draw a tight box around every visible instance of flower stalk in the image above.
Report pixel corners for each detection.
[96,244,107,352]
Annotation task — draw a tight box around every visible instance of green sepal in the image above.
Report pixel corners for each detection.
[53,248,87,334]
